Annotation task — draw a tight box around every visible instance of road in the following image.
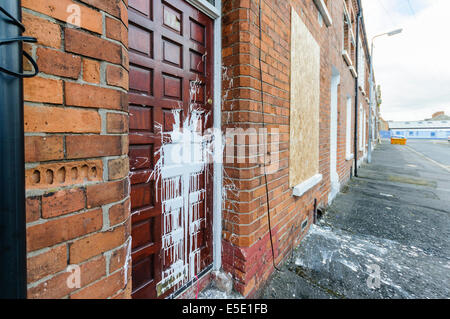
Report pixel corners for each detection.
[406,139,450,169]
[261,140,450,299]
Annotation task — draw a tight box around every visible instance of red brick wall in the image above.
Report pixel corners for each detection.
[19,0,372,299]
[22,0,131,299]
[221,0,371,297]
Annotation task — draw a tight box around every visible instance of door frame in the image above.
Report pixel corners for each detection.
[329,66,340,204]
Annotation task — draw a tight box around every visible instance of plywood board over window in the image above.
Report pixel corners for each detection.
[289,8,321,189]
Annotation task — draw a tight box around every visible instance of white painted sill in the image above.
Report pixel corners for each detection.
[342,0,350,20]
[313,0,333,27]
[342,50,352,66]
[349,66,358,78]
[359,86,366,96]
[342,2,356,44]
[293,174,323,197]
[346,154,354,161]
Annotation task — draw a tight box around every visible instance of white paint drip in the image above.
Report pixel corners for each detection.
[151,71,214,295]
[123,236,132,286]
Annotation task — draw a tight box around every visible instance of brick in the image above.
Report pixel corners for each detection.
[79,0,121,17]
[24,77,63,104]
[121,46,129,70]
[26,196,41,223]
[25,136,64,163]
[119,1,128,27]
[27,245,67,283]
[76,255,107,287]
[24,105,101,133]
[69,223,128,263]
[106,113,128,133]
[86,179,129,208]
[26,160,103,190]
[23,43,33,72]
[109,244,128,273]
[121,135,129,154]
[70,269,125,299]
[66,135,124,159]
[65,82,124,110]
[108,157,129,181]
[82,58,101,84]
[23,12,61,49]
[109,199,130,226]
[28,271,70,299]
[36,47,81,79]
[105,16,128,47]
[28,255,106,299]
[26,209,102,252]
[42,188,86,219]
[65,28,122,64]
[106,64,129,90]
[236,276,256,297]
[22,0,102,34]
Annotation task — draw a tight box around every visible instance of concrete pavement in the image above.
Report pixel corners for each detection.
[261,140,450,299]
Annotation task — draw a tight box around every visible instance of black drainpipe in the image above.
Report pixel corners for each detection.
[0,1,38,298]
[353,1,362,178]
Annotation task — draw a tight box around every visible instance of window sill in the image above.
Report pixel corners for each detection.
[359,86,366,96]
[346,154,354,161]
[313,0,333,27]
[342,50,352,66]
[293,174,323,197]
[349,66,358,78]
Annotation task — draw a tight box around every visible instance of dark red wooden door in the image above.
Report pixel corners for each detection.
[128,0,214,299]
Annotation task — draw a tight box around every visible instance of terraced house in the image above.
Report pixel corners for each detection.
[0,0,375,299]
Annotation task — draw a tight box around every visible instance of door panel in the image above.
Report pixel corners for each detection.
[128,0,214,299]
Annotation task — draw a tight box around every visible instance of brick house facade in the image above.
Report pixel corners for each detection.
[4,0,373,299]
[220,0,371,297]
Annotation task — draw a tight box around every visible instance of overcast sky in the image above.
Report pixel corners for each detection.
[361,0,450,121]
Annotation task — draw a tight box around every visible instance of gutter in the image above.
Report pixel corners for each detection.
[0,1,38,298]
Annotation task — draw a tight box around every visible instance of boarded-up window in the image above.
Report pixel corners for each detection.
[289,8,321,188]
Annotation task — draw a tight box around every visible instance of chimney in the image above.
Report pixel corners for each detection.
[432,111,445,119]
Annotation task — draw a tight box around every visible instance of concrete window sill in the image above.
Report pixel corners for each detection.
[313,0,333,27]
[342,50,352,66]
[293,174,323,197]
[360,86,366,96]
[349,66,358,78]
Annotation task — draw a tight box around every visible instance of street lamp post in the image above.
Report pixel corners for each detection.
[368,28,402,163]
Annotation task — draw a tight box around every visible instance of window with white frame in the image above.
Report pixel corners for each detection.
[346,96,353,159]
[358,36,365,90]
[363,109,367,151]
[359,105,364,151]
